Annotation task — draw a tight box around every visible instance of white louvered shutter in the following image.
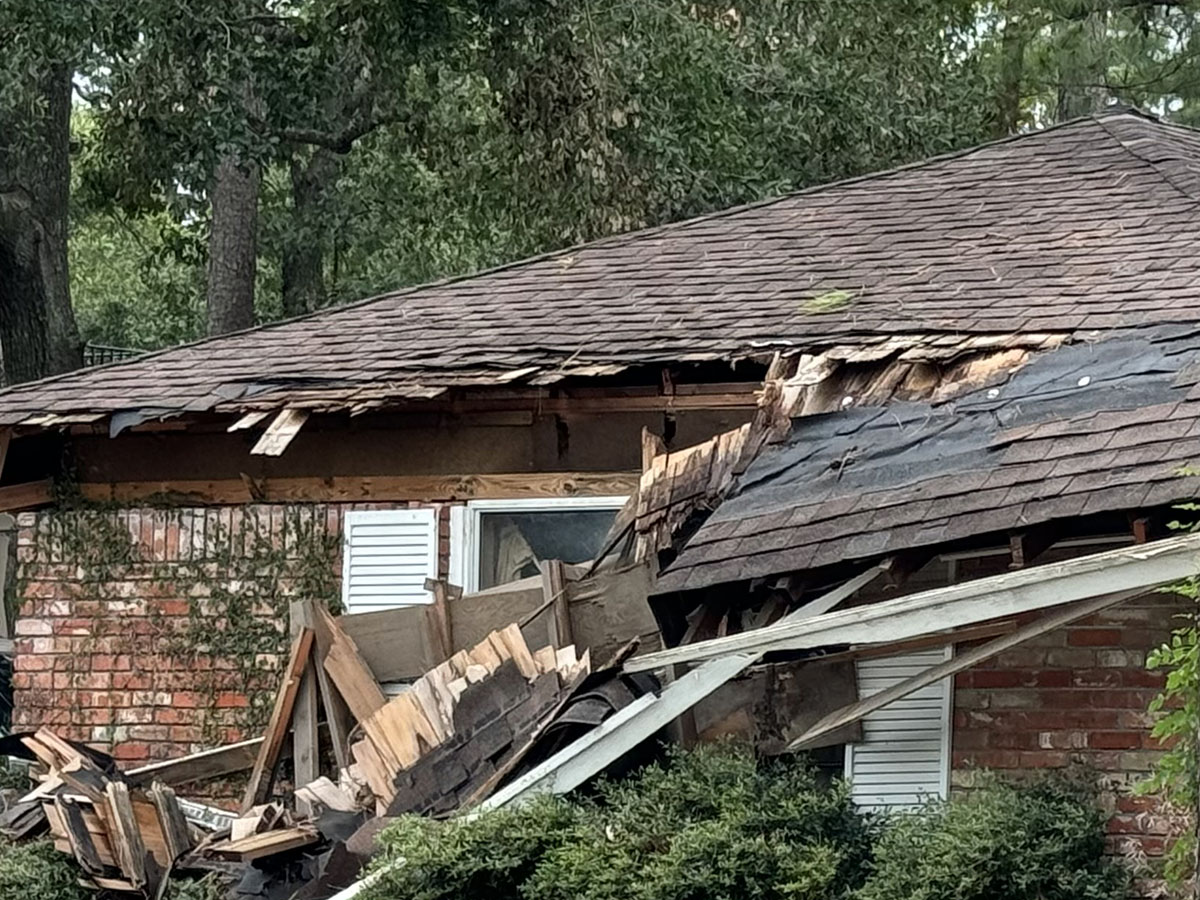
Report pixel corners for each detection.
[341,509,439,614]
[845,647,952,811]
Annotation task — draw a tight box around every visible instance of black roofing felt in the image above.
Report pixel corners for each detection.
[656,326,1200,594]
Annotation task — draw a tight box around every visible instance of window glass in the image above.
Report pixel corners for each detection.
[477,508,618,589]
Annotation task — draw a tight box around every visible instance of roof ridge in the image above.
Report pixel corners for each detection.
[1091,113,1200,204]
[0,113,1187,402]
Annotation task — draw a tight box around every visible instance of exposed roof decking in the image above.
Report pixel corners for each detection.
[657,326,1200,593]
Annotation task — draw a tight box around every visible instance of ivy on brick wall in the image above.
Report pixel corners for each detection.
[29,499,341,743]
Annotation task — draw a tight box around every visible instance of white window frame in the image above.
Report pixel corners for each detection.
[448,496,628,594]
[341,508,440,613]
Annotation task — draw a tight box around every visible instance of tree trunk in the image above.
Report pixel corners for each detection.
[0,197,51,385]
[206,154,261,336]
[0,64,82,384]
[281,148,337,318]
[994,2,1026,137]
[1056,2,1110,121]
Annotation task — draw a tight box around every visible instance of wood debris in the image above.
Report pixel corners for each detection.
[1,597,608,895]
[1,591,624,898]
[18,729,194,897]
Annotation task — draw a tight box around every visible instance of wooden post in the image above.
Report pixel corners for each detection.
[241,627,314,812]
[304,601,354,770]
[289,602,320,814]
[423,579,454,662]
[1009,525,1057,569]
[539,560,572,648]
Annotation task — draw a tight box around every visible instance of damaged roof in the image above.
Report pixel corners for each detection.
[656,326,1200,594]
[4,110,1200,425]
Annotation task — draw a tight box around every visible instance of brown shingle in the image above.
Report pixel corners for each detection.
[658,330,1200,594]
[5,112,1200,423]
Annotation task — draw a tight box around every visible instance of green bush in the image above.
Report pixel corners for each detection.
[368,743,878,900]
[365,747,1127,900]
[0,750,1127,900]
[0,840,91,900]
[855,774,1128,900]
[0,838,224,900]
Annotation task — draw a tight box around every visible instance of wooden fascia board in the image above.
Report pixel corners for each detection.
[78,472,639,505]
[627,533,1200,673]
[0,479,54,513]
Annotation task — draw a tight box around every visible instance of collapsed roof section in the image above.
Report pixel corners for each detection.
[2,112,1200,428]
[657,325,1200,595]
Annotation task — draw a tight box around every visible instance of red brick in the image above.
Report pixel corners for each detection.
[1067,628,1123,647]
[968,670,1026,689]
[1018,750,1069,767]
[154,707,192,725]
[112,672,152,690]
[215,692,249,709]
[1031,669,1072,688]
[157,600,190,616]
[1089,731,1142,750]
[112,742,150,761]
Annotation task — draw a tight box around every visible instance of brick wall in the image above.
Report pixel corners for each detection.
[10,502,451,795]
[952,592,1189,876]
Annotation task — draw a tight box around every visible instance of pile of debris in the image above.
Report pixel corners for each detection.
[0,599,640,898]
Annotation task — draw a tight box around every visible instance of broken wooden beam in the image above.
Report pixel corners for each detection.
[250,408,310,456]
[786,590,1138,750]
[125,737,266,787]
[627,534,1200,673]
[242,627,315,811]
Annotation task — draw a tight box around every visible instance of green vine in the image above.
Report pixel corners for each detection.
[24,498,341,744]
[1138,501,1199,890]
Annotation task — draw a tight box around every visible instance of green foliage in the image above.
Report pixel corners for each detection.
[1142,601,1198,885]
[62,0,1001,347]
[165,874,227,900]
[0,839,222,900]
[857,773,1127,900]
[0,840,91,900]
[327,0,996,306]
[367,744,875,900]
[362,745,1120,900]
[803,290,857,314]
[1137,507,1200,888]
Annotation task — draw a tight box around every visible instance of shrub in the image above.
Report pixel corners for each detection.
[0,839,224,900]
[855,774,1128,900]
[0,840,91,900]
[366,743,877,900]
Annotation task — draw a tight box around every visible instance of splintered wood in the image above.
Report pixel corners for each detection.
[21,729,194,897]
[349,623,590,816]
[5,601,594,896]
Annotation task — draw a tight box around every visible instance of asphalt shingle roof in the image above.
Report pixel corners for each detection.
[656,326,1200,594]
[4,110,1200,426]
